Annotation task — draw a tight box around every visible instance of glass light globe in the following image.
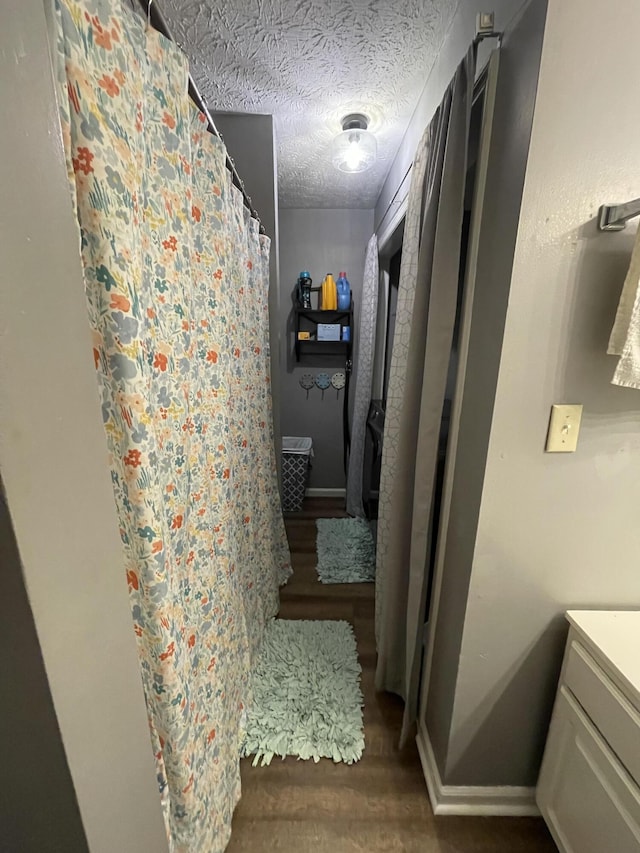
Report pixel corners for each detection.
[331,117,377,173]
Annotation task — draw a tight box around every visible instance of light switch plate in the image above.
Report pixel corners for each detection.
[545,404,583,452]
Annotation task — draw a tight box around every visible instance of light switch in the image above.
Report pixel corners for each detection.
[545,404,583,452]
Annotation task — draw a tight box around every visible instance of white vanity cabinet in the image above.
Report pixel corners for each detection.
[537,611,640,853]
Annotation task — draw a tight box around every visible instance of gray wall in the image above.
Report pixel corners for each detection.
[424,0,548,782]
[279,209,374,489]
[0,2,168,849]
[427,0,640,788]
[213,113,282,473]
[375,0,527,235]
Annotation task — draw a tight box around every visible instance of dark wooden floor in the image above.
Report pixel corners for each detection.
[228,498,556,852]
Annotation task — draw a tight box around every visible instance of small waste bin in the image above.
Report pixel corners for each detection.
[281,436,313,512]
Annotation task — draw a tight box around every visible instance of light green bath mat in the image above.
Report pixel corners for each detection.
[241,619,364,766]
[315,517,376,584]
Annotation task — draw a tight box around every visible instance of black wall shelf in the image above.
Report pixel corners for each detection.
[294,304,354,362]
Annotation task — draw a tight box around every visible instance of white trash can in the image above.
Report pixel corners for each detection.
[281,437,313,512]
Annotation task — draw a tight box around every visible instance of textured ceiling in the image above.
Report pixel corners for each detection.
[160,0,458,208]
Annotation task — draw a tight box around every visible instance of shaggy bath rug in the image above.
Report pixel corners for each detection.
[315,517,376,584]
[241,619,364,766]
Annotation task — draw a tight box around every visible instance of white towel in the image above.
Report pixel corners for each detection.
[608,226,640,389]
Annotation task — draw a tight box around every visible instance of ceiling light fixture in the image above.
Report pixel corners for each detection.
[331,113,377,174]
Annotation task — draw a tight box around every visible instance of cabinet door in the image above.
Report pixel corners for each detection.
[537,686,640,853]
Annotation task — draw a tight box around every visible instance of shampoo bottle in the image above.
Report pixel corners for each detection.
[336,272,351,310]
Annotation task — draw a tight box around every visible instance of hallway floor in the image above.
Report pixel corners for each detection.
[228,498,556,852]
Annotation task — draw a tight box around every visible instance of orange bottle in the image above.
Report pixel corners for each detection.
[321,273,337,310]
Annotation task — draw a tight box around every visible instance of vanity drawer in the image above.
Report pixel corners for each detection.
[564,638,640,785]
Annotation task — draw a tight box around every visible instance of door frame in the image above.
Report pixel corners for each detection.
[417,49,501,722]
[372,210,407,401]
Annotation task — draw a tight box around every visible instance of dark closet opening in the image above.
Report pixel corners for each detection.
[362,241,402,520]
[382,246,402,404]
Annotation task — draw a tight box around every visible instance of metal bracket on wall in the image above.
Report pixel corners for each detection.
[474,12,502,45]
[598,197,640,231]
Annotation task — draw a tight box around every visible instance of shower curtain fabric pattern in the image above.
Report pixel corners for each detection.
[375,50,474,745]
[346,235,379,518]
[55,1,290,850]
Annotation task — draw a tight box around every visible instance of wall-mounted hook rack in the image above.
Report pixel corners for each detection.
[598,197,640,231]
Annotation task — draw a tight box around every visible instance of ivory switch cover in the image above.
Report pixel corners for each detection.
[546,404,583,452]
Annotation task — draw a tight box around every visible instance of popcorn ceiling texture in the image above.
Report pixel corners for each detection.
[160,0,458,208]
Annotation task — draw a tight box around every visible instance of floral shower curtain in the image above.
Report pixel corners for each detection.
[54,1,290,850]
[346,235,379,517]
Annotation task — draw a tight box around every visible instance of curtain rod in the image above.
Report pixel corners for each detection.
[598,197,640,231]
[136,0,265,234]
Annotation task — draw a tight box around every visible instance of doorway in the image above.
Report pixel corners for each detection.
[422,69,491,637]
[371,54,499,687]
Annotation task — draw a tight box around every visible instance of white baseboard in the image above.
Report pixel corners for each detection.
[305,488,346,498]
[416,725,539,816]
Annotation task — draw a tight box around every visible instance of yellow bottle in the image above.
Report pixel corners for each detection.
[322,273,337,310]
